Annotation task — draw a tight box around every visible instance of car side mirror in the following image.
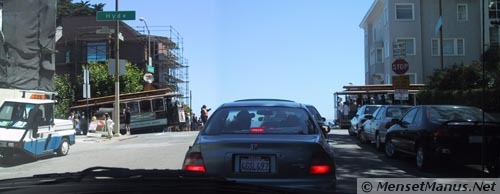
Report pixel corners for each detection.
[365,114,374,120]
[321,117,326,122]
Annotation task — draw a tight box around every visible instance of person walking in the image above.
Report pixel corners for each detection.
[124,107,131,135]
[73,114,81,135]
[200,105,211,125]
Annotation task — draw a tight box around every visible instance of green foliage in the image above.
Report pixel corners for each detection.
[121,63,144,94]
[78,62,144,98]
[57,0,105,17]
[426,64,482,91]
[54,74,75,119]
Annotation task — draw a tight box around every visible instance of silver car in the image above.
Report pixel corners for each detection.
[182,99,336,193]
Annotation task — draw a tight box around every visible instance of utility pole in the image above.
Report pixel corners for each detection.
[439,0,444,69]
[113,0,121,136]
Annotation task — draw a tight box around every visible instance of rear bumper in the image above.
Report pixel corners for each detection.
[432,144,500,164]
[226,177,336,193]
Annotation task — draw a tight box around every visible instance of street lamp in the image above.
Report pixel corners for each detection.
[139,17,151,70]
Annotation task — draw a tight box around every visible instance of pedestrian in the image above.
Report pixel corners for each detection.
[342,101,350,120]
[191,113,197,131]
[68,111,74,121]
[200,105,211,125]
[81,112,88,135]
[124,107,131,135]
[104,113,114,138]
[73,114,81,135]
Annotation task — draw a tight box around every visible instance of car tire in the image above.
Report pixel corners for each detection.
[375,132,383,151]
[416,145,433,171]
[0,149,13,164]
[57,138,70,156]
[385,138,398,159]
[348,126,355,136]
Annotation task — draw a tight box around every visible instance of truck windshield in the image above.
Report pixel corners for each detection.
[0,102,33,129]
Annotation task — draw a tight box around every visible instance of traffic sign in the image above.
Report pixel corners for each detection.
[97,11,136,21]
[392,75,410,89]
[392,59,409,74]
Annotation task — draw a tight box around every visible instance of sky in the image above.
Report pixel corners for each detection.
[94,0,373,120]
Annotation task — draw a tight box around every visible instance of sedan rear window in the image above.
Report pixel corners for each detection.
[203,107,317,135]
[427,106,498,122]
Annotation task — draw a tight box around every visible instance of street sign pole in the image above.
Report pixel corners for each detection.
[114,0,120,137]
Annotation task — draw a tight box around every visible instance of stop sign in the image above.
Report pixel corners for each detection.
[392,59,409,74]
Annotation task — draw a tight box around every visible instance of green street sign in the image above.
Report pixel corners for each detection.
[97,11,136,21]
[147,65,154,73]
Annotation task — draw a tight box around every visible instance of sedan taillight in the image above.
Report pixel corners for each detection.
[309,152,334,175]
[183,152,206,173]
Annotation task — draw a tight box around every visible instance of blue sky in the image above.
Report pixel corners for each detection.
[94,0,373,120]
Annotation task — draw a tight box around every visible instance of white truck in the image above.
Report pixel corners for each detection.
[0,90,75,163]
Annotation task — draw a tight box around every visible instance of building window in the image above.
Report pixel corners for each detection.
[489,0,500,19]
[395,3,414,20]
[86,42,107,62]
[396,38,416,55]
[376,48,383,63]
[457,4,468,21]
[407,73,417,84]
[384,7,388,25]
[65,50,71,63]
[431,38,465,56]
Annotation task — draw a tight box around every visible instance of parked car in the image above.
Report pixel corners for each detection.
[348,105,381,136]
[182,99,336,193]
[305,104,331,136]
[384,105,500,174]
[361,105,411,149]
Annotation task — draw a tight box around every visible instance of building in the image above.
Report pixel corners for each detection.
[55,16,188,102]
[360,0,486,85]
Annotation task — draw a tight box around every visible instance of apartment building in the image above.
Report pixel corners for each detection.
[360,0,484,85]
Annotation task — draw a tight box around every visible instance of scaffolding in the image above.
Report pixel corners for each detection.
[137,25,190,106]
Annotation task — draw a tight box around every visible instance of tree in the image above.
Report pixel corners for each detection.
[54,74,75,119]
[57,0,105,17]
[78,62,144,98]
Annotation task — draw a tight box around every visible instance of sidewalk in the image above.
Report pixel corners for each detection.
[75,134,138,143]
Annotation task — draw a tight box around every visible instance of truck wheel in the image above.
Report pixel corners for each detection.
[0,149,13,164]
[57,138,70,156]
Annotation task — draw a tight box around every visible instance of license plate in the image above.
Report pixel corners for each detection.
[239,156,270,173]
[469,136,482,143]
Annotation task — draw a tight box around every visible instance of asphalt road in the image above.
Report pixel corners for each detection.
[0,131,198,179]
[0,129,494,194]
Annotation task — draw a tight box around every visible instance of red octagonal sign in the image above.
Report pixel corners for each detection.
[392,59,409,75]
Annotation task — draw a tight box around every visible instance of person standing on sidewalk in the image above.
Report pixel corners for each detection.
[104,113,114,139]
[124,107,131,135]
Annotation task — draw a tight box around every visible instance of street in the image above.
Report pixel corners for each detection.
[0,129,492,194]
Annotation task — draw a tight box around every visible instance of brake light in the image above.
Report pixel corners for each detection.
[309,152,333,175]
[185,165,206,172]
[183,152,206,173]
[310,165,331,175]
[250,128,265,133]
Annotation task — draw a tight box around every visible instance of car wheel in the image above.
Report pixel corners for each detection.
[416,145,433,170]
[348,126,355,136]
[375,133,383,151]
[0,149,13,164]
[385,138,398,159]
[57,138,70,156]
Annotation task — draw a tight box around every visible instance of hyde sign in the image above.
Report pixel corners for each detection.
[392,59,409,75]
